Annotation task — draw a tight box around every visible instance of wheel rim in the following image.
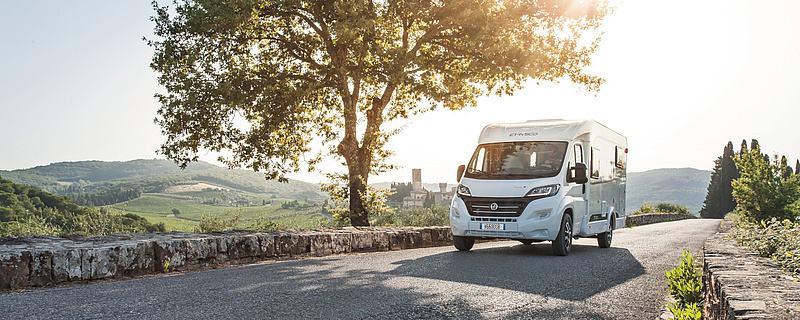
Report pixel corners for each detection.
[563,219,572,249]
[606,228,612,243]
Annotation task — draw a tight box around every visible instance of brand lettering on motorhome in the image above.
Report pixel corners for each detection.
[509,132,538,137]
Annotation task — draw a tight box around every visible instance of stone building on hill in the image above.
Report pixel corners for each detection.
[402,169,455,207]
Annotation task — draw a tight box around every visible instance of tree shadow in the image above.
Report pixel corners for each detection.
[388,241,646,301]
[1,242,645,319]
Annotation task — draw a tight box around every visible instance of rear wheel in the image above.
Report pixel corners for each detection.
[552,214,572,256]
[598,218,614,248]
[454,236,475,251]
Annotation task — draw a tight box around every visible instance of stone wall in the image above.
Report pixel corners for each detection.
[0,226,452,290]
[626,213,697,227]
[703,217,800,319]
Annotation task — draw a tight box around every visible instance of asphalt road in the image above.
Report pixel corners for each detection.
[1,219,721,319]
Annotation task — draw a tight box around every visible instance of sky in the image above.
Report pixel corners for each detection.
[2,1,799,185]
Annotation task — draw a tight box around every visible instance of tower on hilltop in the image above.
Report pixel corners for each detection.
[412,168,422,191]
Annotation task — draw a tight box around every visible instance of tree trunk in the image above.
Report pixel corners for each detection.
[348,173,370,226]
[339,133,372,227]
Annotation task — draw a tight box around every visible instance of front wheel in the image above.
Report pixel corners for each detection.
[598,219,614,248]
[552,214,572,256]
[454,236,475,251]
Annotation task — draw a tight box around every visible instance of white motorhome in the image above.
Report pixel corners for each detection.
[450,119,627,256]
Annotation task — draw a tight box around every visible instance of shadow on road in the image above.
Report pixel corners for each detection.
[388,241,646,301]
[1,241,644,319]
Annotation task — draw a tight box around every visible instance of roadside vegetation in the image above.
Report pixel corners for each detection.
[726,140,800,277]
[633,202,690,215]
[664,250,703,320]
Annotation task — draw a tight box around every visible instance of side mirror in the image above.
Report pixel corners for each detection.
[567,163,588,184]
[457,165,466,183]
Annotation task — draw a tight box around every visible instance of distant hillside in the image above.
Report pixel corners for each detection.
[0,159,327,205]
[0,177,163,236]
[627,168,711,214]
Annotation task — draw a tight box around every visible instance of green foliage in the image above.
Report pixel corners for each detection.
[634,202,655,214]
[732,145,800,221]
[148,0,609,226]
[162,261,175,273]
[321,179,395,227]
[664,250,702,320]
[370,205,449,227]
[0,177,164,237]
[700,141,739,219]
[69,187,142,207]
[0,214,61,237]
[387,182,412,203]
[732,214,800,276]
[193,211,241,233]
[667,302,701,320]
[657,203,690,214]
[633,202,689,215]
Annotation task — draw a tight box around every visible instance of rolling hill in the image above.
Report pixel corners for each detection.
[0,159,327,202]
[626,168,711,214]
[0,159,330,232]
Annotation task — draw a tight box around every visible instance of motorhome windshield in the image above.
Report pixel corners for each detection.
[465,141,568,180]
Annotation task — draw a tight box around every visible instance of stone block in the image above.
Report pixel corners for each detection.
[0,251,30,289]
[350,231,389,252]
[117,241,154,277]
[307,234,333,257]
[29,250,54,286]
[277,233,308,256]
[256,233,277,258]
[329,233,351,254]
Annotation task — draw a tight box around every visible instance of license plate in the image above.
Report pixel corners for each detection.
[481,223,505,230]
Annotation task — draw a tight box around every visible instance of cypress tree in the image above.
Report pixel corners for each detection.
[700,142,739,218]
[782,156,793,180]
[795,160,799,175]
[750,139,760,151]
[740,140,748,155]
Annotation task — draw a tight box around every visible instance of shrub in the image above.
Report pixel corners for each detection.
[634,202,689,215]
[194,211,240,233]
[731,213,800,276]
[370,205,449,227]
[664,250,702,320]
[732,147,800,221]
[657,203,690,214]
[634,202,656,214]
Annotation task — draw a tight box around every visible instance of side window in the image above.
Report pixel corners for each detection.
[615,146,625,168]
[573,144,584,165]
[591,148,600,179]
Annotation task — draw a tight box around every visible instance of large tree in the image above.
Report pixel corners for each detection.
[700,141,738,218]
[148,0,610,226]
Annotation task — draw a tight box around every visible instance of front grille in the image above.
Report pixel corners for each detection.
[462,197,533,217]
[467,230,522,237]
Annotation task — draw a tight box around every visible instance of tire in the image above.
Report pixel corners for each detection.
[519,240,533,245]
[552,214,572,256]
[454,236,475,251]
[598,217,614,248]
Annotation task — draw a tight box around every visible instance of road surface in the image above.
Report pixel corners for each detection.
[1,219,721,319]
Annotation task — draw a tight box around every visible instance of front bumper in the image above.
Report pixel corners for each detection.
[449,195,562,241]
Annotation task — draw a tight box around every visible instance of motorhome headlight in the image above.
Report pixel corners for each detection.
[456,184,472,197]
[525,184,560,198]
